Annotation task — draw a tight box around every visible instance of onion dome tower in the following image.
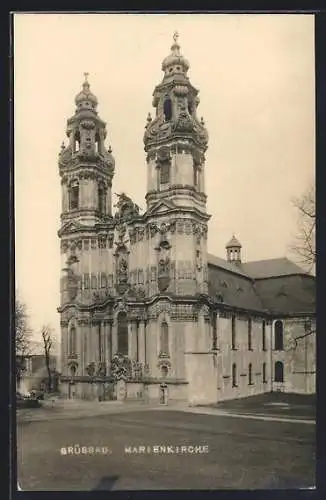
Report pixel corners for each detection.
[58,73,115,226]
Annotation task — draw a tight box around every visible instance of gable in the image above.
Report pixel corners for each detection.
[57,220,83,237]
[146,199,177,216]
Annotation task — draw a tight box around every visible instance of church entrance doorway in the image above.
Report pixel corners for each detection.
[159,383,168,405]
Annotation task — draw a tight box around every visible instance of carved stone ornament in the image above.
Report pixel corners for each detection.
[80,120,96,130]
[110,353,132,381]
[114,193,140,221]
[157,357,172,369]
[173,111,194,133]
[86,362,96,377]
[97,362,107,377]
[149,223,159,238]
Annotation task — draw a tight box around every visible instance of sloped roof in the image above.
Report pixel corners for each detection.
[241,258,308,279]
[208,265,263,311]
[207,253,249,277]
[207,253,315,314]
[253,275,315,314]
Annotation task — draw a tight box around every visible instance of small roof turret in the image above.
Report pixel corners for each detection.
[226,235,242,249]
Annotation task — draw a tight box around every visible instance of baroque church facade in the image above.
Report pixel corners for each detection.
[58,34,316,404]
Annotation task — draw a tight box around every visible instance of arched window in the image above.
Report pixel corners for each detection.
[160,321,169,355]
[188,101,193,115]
[248,363,253,385]
[74,131,80,152]
[232,363,237,387]
[70,365,76,377]
[161,365,168,378]
[117,311,128,355]
[160,162,170,184]
[248,318,252,350]
[274,320,284,350]
[262,320,266,351]
[263,362,267,383]
[69,183,79,210]
[98,184,106,214]
[69,327,77,355]
[231,315,236,350]
[275,361,284,382]
[163,98,172,121]
[211,311,217,350]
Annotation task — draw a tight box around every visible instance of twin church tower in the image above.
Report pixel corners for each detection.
[58,33,220,402]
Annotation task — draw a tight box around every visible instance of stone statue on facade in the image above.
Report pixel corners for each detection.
[114,192,140,221]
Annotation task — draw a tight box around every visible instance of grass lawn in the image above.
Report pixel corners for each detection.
[212,392,316,420]
[17,408,315,490]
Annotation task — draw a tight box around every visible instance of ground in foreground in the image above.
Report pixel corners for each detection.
[17,407,315,490]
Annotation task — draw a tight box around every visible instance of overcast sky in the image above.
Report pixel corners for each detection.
[14,13,315,340]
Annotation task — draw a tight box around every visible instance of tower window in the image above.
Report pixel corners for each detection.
[91,274,98,289]
[274,361,284,383]
[100,272,107,289]
[193,166,198,187]
[274,320,284,350]
[69,185,79,210]
[160,162,170,184]
[69,327,77,355]
[74,131,80,152]
[188,101,193,115]
[160,321,169,355]
[83,273,90,289]
[163,98,172,121]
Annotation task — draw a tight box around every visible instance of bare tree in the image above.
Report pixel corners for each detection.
[291,185,316,271]
[41,324,55,393]
[15,295,32,384]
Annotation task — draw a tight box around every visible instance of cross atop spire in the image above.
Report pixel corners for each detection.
[173,31,179,43]
[84,72,89,82]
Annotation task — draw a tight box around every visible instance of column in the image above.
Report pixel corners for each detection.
[82,324,88,373]
[106,184,112,216]
[128,321,133,359]
[138,321,146,364]
[61,324,68,375]
[112,321,118,355]
[106,321,112,373]
[92,322,99,363]
[103,321,108,367]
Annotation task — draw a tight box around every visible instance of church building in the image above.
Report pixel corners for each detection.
[58,33,315,404]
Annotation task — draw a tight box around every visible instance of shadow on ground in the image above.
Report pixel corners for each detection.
[93,476,119,490]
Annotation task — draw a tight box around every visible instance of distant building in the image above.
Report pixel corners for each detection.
[57,34,315,404]
[17,354,59,394]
